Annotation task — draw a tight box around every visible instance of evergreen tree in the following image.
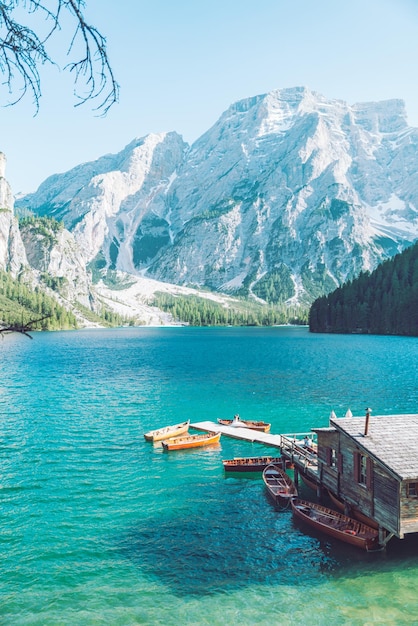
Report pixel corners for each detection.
[152,292,308,327]
[309,241,418,336]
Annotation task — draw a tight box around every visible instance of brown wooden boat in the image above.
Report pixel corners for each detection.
[144,420,190,442]
[223,456,291,473]
[263,464,298,509]
[161,431,221,451]
[217,416,271,433]
[299,471,318,492]
[327,490,379,530]
[291,498,380,551]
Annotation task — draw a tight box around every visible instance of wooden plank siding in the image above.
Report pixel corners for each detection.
[400,481,418,536]
[336,435,375,520]
[372,465,399,535]
[315,429,340,494]
[315,414,418,539]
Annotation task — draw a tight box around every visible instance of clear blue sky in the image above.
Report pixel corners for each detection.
[1,0,418,193]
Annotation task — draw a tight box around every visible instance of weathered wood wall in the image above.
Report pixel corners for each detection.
[317,430,402,535]
[400,482,418,536]
[373,465,399,534]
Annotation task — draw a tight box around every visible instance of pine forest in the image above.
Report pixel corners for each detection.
[309,241,418,336]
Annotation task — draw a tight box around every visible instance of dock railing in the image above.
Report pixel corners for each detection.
[280,433,318,470]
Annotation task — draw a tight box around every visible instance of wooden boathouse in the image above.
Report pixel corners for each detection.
[193,411,418,545]
[309,410,418,544]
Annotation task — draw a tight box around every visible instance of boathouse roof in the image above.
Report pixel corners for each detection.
[329,414,418,481]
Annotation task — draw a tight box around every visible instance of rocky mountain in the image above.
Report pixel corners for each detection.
[15,87,418,306]
[19,217,94,310]
[0,151,100,324]
[0,152,28,274]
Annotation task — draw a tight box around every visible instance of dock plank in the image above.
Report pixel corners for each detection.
[190,421,320,487]
[190,420,283,448]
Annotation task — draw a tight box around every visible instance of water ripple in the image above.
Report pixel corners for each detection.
[1,328,418,623]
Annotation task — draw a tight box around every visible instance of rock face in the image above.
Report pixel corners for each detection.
[0,152,28,275]
[19,220,94,309]
[17,133,188,273]
[15,87,418,304]
[0,153,96,314]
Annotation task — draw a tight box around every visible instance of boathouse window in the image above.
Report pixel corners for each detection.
[326,447,337,468]
[359,454,367,485]
[353,452,373,489]
[407,482,418,498]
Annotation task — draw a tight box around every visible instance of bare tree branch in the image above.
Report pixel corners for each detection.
[0,0,119,113]
[0,314,52,338]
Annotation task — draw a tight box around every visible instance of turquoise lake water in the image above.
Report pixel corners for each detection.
[1,326,418,625]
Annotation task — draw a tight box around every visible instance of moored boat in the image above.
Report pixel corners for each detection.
[144,420,190,442]
[263,464,298,509]
[162,431,221,451]
[223,456,291,473]
[290,498,380,551]
[327,489,379,530]
[217,415,271,433]
[299,470,318,492]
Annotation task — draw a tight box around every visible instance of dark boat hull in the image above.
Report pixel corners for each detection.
[217,419,271,433]
[263,465,298,509]
[223,457,290,473]
[291,498,379,551]
[327,490,379,530]
[299,471,318,492]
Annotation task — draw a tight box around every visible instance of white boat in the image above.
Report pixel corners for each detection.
[162,431,221,451]
[143,420,190,442]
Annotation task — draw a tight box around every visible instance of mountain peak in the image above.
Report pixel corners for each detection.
[13,87,418,308]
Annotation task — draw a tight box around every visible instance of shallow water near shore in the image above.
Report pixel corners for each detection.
[1,326,418,625]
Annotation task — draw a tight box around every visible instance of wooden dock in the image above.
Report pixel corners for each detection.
[191,420,283,447]
[191,420,319,486]
[192,413,418,545]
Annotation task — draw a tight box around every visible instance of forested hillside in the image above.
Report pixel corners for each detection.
[0,270,78,331]
[0,270,130,332]
[309,241,418,336]
[152,292,308,326]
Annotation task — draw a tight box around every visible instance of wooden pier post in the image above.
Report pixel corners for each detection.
[316,463,323,500]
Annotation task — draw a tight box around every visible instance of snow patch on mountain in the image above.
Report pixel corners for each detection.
[95,273,244,326]
[14,87,418,308]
